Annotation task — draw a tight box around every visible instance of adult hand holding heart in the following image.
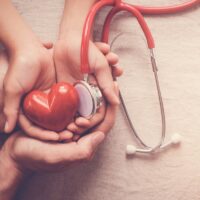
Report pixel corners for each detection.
[23,82,79,132]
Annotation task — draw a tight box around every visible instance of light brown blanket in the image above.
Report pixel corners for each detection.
[12,0,200,199]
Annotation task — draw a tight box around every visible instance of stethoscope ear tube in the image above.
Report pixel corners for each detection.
[80,0,199,156]
[100,1,182,155]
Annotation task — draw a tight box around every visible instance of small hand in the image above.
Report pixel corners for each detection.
[54,34,120,104]
[54,39,122,139]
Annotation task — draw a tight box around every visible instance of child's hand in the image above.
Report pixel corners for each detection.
[54,40,122,139]
[54,35,120,104]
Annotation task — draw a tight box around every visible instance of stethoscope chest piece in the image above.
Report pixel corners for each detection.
[74,80,103,118]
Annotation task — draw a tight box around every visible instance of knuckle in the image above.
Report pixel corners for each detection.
[82,147,93,161]
[4,83,20,96]
[16,54,40,70]
[3,77,23,96]
[16,51,48,68]
[44,154,57,165]
[95,59,107,71]
[3,107,16,116]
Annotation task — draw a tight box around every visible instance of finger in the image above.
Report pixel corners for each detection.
[19,114,59,141]
[49,131,105,163]
[67,122,89,135]
[75,131,105,160]
[42,41,53,49]
[91,50,119,105]
[93,103,118,134]
[72,135,81,142]
[75,117,91,128]
[68,100,106,135]
[3,78,23,133]
[67,123,80,133]
[14,131,105,169]
[106,52,119,66]
[59,130,74,141]
[94,42,110,55]
[93,83,119,134]
[111,65,123,78]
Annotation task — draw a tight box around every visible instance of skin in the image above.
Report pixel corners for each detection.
[55,0,121,135]
[0,49,121,200]
[0,0,121,149]
[0,0,121,141]
[0,0,123,199]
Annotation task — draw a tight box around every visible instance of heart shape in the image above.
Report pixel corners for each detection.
[23,82,79,132]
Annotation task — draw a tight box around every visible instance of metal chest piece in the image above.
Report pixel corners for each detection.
[74,80,103,118]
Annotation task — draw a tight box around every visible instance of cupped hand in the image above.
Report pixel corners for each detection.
[3,41,56,134]
[54,36,122,137]
[0,45,66,141]
[2,130,105,172]
[1,79,119,173]
[54,34,120,104]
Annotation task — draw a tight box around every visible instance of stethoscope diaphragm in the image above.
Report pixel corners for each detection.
[74,80,103,118]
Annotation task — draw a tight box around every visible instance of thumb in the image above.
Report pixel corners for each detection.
[76,131,105,160]
[3,78,23,133]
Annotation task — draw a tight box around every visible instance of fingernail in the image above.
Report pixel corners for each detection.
[92,132,105,148]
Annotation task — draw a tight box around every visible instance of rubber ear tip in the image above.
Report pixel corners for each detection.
[171,133,182,145]
[126,145,137,155]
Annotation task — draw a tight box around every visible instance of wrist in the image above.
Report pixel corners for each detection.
[0,148,25,200]
[0,0,41,54]
[59,0,99,39]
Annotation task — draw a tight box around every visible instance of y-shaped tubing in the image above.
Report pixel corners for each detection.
[101,3,154,49]
[101,3,165,152]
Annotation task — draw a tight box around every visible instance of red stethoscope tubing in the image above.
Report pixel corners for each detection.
[101,3,155,48]
[81,0,200,74]
[133,0,200,15]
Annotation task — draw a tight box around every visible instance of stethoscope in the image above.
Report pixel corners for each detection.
[76,0,200,156]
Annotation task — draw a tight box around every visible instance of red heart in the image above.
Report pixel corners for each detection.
[23,82,79,132]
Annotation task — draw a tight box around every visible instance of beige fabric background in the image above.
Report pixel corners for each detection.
[11,0,200,200]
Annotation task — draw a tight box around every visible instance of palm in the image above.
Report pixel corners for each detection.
[54,37,108,83]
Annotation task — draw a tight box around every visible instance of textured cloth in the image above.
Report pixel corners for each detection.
[11,0,200,200]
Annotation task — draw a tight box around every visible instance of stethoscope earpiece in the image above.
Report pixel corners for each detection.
[171,133,182,145]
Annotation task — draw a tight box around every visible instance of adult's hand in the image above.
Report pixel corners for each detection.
[0,129,105,200]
